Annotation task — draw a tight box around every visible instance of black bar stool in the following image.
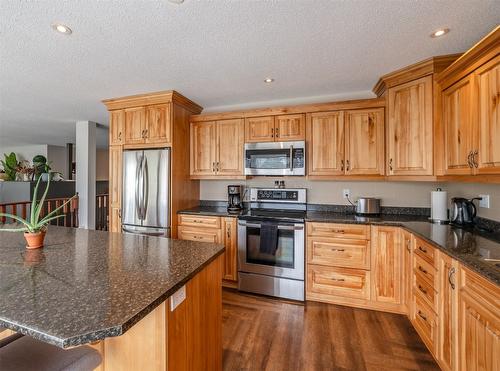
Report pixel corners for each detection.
[0,333,102,371]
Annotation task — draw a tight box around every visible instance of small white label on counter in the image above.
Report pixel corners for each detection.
[170,285,186,311]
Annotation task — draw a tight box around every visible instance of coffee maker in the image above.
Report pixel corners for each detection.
[227,185,243,213]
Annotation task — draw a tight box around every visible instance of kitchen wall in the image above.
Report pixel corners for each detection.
[96,148,109,181]
[199,179,500,222]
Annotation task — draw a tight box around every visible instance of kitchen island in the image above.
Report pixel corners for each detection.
[0,226,224,370]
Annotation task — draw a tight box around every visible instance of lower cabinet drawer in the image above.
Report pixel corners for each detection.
[178,214,221,229]
[307,265,370,300]
[178,227,221,243]
[307,237,370,269]
[412,292,437,353]
[414,271,438,310]
[307,222,370,239]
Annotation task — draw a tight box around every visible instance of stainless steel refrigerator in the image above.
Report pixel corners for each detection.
[122,148,170,237]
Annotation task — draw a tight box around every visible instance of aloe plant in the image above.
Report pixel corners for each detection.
[0,177,76,233]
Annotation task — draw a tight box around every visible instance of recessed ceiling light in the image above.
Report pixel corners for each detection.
[264,78,274,83]
[51,23,72,35]
[168,0,184,3]
[430,28,449,38]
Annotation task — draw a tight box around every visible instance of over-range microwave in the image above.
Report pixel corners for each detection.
[244,141,305,176]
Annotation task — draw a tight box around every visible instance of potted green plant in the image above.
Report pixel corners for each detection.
[0,177,77,249]
[32,155,51,181]
[0,152,19,181]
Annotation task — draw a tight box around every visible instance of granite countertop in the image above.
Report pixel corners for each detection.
[0,226,224,348]
[178,206,500,286]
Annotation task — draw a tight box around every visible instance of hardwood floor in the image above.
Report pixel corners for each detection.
[222,289,439,371]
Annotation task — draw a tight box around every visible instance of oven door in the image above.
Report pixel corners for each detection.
[244,141,305,176]
[238,220,304,280]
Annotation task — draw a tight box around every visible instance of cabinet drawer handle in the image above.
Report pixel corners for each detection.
[227,225,231,238]
[275,127,279,137]
[389,158,393,172]
[330,248,345,252]
[448,267,456,290]
[418,266,428,275]
[418,246,428,254]
[332,229,345,234]
[212,162,216,172]
[417,310,427,322]
[118,132,122,140]
[271,128,274,138]
[473,150,479,168]
[467,151,473,168]
[418,285,428,295]
[346,159,350,171]
[341,159,344,171]
[216,162,220,172]
[144,129,148,138]
[330,277,345,282]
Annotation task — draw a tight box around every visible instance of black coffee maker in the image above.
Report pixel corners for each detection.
[227,185,243,213]
[450,197,481,227]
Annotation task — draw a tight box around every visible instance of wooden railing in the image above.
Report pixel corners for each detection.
[0,196,79,228]
[95,194,109,231]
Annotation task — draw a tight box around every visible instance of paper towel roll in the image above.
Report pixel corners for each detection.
[431,189,448,222]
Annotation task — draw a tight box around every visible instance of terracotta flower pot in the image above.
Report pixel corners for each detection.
[24,231,46,249]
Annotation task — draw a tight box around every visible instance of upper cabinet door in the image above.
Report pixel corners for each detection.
[275,114,305,141]
[146,104,171,145]
[124,107,146,145]
[190,121,217,176]
[345,108,385,175]
[109,110,124,145]
[476,56,500,174]
[307,112,345,176]
[387,76,433,176]
[244,116,275,142]
[442,74,476,175]
[216,119,244,176]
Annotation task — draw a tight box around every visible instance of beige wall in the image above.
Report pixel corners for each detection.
[200,179,500,222]
[96,149,109,181]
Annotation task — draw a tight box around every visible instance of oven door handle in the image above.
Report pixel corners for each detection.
[238,221,304,230]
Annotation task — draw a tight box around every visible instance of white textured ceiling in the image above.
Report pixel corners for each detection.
[1,0,499,148]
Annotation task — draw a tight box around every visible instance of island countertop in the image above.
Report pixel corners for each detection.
[0,226,224,348]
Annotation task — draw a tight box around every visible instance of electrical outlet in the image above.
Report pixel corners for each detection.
[479,195,490,208]
[170,285,186,311]
[342,189,351,199]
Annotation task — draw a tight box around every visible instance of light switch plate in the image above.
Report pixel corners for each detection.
[479,195,490,208]
[170,285,186,311]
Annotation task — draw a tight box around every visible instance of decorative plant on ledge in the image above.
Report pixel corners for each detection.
[0,177,77,249]
[1,152,19,181]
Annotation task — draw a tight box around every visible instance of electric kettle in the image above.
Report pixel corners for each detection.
[450,197,480,227]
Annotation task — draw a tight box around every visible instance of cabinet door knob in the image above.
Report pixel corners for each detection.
[212,162,216,173]
[389,158,393,172]
[118,132,122,140]
[341,159,344,171]
[271,127,274,138]
[346,159,350,172]
[275,127,279,138]
[467,151,473,168]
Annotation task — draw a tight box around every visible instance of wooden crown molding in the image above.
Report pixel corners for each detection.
[436,25,500,89]
[102,90,203,113]
[372,54,461,97]
[189,97,385,122]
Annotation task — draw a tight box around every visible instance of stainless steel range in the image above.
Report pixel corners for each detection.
[237,188,306,301]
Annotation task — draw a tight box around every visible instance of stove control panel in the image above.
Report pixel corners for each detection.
[250,188,306,203]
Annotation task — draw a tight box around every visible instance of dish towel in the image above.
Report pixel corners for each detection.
[259,222,279,255]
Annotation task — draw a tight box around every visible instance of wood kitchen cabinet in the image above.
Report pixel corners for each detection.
[442,74,477,175]
[344,108,385,175]
[458,266,500,371]
[177,215,238,285]
[245,114,305,142]
[476,55,500,174]
[402,229,413,314]
[109,110,124,145]
[145,104,171,145]
[190,119,244,178]
[387,76,434,176]
[124,107,147,145]
[437,252,459,371]
[109,145,122,233]
[307,111,345,176]
[370,226,402,308]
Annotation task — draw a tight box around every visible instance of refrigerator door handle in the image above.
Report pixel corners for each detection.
[135,155,143,220]
[142,156,149,219]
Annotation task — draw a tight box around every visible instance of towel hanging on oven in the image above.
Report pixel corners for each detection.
[259,222,279,255]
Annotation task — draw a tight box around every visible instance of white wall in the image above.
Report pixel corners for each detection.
[0,145,48,162]
[96,148,109,181]
[47,145,67,178]
[200,179,500,222]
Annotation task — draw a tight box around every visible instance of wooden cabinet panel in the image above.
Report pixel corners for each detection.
[307,222,369,240]
[413,292,438,354]
[178,214,221,229]
[216,119,244,176]
[307,264,370,300]
[477,56,500,174]
[244,116,275,142]
[110,110,124,145]
[190,121,216,176]
[414,252,437,288]
[307,237,370,270]
[442,74,476,175]
[275,114,305,141]
[414,270,438,310]
[459,266,500,371]
[124,107,146,145]
[414,237,436,266]
[402,230,413,313]
[370,226,402,305]
[387,76,433,175]
[345,108,385,175]
[109,146,122,233]
[178,227,221,243]
[307,112,345,176]
[110,207,121,233]
[146,104,171,145]
[223,217,238,282]
[437,253,459,371]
